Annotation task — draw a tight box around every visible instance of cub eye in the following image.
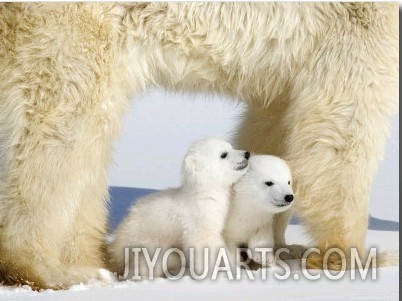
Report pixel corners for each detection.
[220,152,228,159]
[288,181,291,185]
[265,181,274,186]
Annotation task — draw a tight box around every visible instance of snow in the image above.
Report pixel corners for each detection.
[1,221,398,301]
[2,268,399,301]
[0,90,398,300]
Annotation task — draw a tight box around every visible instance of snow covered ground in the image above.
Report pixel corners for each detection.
[0,219,398,301]
[0,90,398,300]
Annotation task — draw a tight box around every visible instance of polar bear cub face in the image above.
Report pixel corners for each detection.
[234,155,294,213]
[182,138,250,187]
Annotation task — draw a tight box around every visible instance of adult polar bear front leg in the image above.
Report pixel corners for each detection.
[0,108,115,289]
[0,4,127,288]
[234,106,305,261]
[234,102,294,250]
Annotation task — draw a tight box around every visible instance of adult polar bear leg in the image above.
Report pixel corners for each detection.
[284,10,398,269]
[234,105,306,261]
[0,3,126,288]
[285,6,398,269]
[234,100,295,247]
[234,3,398,269]
[233,102,305,261]
[0,131,110,289]
[236,81,396,270]
[0,95,124,289]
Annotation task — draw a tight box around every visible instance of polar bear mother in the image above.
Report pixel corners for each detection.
[0,3,398,289]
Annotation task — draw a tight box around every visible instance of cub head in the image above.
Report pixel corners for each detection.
[234,155,294,213]
[182,138,250,187]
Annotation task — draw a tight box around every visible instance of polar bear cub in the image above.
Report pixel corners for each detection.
[109,138,250,279]
[224,155,294,268]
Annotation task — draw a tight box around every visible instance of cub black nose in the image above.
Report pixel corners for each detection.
[285,195,294,203]
[244,151,250,160]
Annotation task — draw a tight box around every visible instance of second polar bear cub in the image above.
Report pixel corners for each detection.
[109,138,250,280]
[224,155,294,268]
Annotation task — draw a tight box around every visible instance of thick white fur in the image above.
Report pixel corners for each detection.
[0,3,398,288]
[224,155,293,268]
[109,138,249,279]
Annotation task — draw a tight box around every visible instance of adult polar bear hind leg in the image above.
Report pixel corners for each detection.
[0,3,398,289]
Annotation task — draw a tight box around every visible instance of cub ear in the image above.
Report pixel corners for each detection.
[184,154,203,173]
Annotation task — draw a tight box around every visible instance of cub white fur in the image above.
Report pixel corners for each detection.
[224,155,294,267]
[109,138,249,279]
